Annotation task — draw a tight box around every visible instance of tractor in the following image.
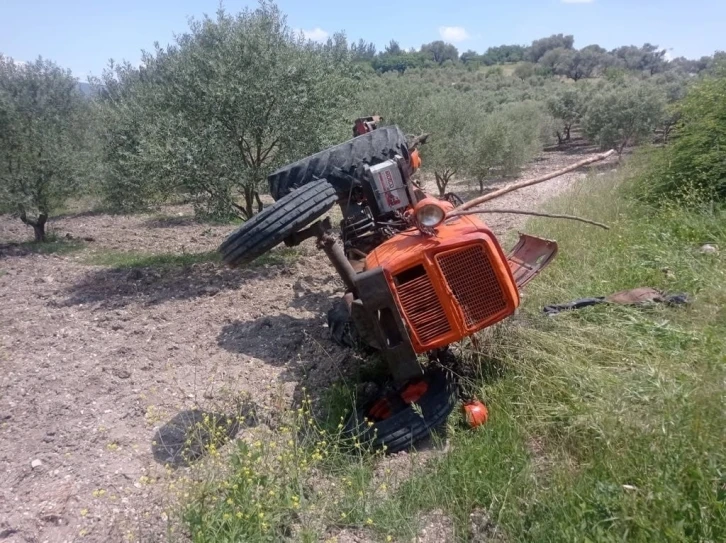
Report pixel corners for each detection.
[219,119,560,452]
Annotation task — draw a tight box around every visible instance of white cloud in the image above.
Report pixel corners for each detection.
[438,26,470,43]
[300,27,329,42]
[561,0,594,3]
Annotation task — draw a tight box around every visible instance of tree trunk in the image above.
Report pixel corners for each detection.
[231,202,249,220]
[243,186,255,219]
[617,139,629,156]
[564,124,571,142]
[254,191,264,213]
[435,171,452,197]
[19,208,48,242]
[478,178,485,194]
[453,150,616,213]
[33,223,46,242]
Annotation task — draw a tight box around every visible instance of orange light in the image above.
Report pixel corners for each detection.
[463,400,489,428]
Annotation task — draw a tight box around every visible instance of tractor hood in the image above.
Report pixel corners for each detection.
[363,215,521,352]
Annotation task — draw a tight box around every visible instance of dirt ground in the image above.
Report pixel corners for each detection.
[0,145,616,543]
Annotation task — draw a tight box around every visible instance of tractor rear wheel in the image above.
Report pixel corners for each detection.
[344,370,456,454]
[219,179,337,267]
[267,126,409,201]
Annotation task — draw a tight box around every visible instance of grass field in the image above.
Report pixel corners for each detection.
[179,159,726,542]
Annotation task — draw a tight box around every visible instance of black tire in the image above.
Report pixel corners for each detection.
[267,126,409,200]
[344,370,456,454]
[219,179,337,267]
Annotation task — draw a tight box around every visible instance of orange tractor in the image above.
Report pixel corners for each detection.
[219,120,558,451]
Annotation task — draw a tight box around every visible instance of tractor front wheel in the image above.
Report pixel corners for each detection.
[219,179,337,267]
[344,370,456,454]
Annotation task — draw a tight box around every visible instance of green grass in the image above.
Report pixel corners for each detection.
[1,234,86,256]
[84,247,300,269]
[178,162,726,542]
[85,250,220,268]
[365,165,726,541]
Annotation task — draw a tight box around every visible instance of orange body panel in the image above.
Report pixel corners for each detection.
[365,215,520,353]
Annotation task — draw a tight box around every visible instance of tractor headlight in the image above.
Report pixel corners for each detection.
[414,199,446,229]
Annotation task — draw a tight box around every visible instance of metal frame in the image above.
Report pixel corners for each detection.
[285,217,423,384]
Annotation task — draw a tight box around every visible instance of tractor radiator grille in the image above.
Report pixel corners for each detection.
[395,269,451,345]
[437,246,507,328]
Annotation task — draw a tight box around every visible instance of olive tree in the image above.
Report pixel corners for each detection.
[93,61,170,213]
[652,71,690,142]
[546,86,586,143]
[468,102,551,192]
[417,94,474,196]
[420,41,459,65]
[582,83,665,154]
[0,56,89,241]
[98,1,354,219]
[528,34,574,63]
[513,62,535,80]
[612,44,666,75]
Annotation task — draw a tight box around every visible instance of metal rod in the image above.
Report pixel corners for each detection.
[318,233,358,294]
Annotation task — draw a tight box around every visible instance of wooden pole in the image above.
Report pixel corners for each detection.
[450,149,616,214]
[447,208,610,229]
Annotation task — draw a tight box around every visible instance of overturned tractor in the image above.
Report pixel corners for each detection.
[219,119,612,452]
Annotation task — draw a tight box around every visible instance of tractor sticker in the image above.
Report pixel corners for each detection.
[378,170,401,207]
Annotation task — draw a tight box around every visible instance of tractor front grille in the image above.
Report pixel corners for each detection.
[436,245,507,328]
[395,266,451,345]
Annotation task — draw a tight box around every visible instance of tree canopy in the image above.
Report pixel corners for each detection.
[96,1,355,219]
[2,0,722,238]
[582,83,665,154]
[528,34,575,63]
[0,56,90,240]
[420,41,460,65]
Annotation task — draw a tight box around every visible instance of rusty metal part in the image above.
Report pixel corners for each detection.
[506,234,559,289]
[283,217,359,293]
[317,232,358,295]
[283,218,330,247]
[284,214,421,384]
[463,400,489,428]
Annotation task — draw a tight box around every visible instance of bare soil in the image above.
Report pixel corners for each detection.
[0,146,616,542]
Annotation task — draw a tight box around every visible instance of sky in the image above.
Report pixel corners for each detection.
[1,0,723,79]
